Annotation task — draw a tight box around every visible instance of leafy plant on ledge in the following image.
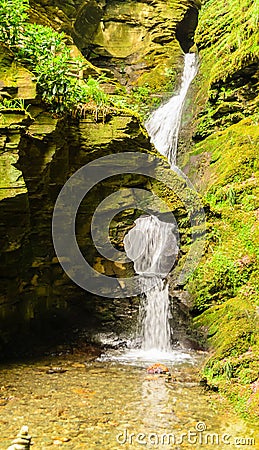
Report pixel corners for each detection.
[0,0,116,117]
[0,0,29,46]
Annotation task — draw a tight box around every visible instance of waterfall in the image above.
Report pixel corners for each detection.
[146,53,198,166]
[139,279,171,352]
[124,215,178,278]
[124,216,178,353]
[124,53,198,355]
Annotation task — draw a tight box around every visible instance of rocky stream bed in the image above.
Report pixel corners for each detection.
[1,346,258,449]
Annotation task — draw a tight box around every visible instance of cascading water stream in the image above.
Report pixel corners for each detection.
[124,216,178,353]
[124,53,198,357]
[146,53,198,167]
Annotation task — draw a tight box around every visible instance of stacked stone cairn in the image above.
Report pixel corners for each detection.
[7,426,31,449]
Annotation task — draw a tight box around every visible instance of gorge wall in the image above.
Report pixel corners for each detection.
[0,0,199,356]
[180,0,259,418]
[1,0,258,421]
[30,0,199,91]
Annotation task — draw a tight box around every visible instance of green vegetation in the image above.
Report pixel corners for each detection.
[186,0,259,419]
[197,0,259,83]
[195,294,259,418]
[188,252,254,313]
[188,120,259,310]
[129,66,179,117]
[109,65,179,119]
[0,0,29,46]
[194,0,259,138]
[110,83,166,119]
[0,97,28,111]
[0,0,180,118]
[0,0,116,116]
[129,85,161,118]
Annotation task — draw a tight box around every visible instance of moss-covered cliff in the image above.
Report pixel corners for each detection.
[181,0,259,419]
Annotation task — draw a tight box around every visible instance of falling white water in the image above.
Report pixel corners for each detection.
[124,215,178,278]
[124,216,178,354]
[139,279,171,352]
[146,53,198,166]
[124,53,198,358]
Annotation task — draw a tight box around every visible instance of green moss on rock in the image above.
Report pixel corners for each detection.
[181,0,259,421]
[0,44,36,99]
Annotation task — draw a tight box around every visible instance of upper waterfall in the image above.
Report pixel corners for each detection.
[145,53,198,166]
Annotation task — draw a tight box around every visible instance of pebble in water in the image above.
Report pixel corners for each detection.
[7,426,31,450]
[146,363,169,374]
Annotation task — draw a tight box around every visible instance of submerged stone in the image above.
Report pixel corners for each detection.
[147,363,170,374]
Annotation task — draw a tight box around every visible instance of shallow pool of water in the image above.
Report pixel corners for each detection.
[0,348,258,449]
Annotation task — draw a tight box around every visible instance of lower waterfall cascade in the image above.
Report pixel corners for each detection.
[124,215,179,354]
[124,53,198,356]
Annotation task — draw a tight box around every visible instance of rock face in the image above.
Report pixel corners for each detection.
[0,105,152,353]
[30,0,200,92]
[178,0,259,418]
[0,0,200,355]
[1,44,181,354]
[87,0,199,90]
[7,426,31,450]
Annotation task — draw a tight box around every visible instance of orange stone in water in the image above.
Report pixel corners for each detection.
[147,363,169,374]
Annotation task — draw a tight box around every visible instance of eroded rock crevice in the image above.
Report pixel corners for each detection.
[175,5,199,53]
[0,105,151,355]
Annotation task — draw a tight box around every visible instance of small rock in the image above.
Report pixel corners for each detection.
[147,363,169,374]
[46,367,67,374]
[71,363,85,368]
